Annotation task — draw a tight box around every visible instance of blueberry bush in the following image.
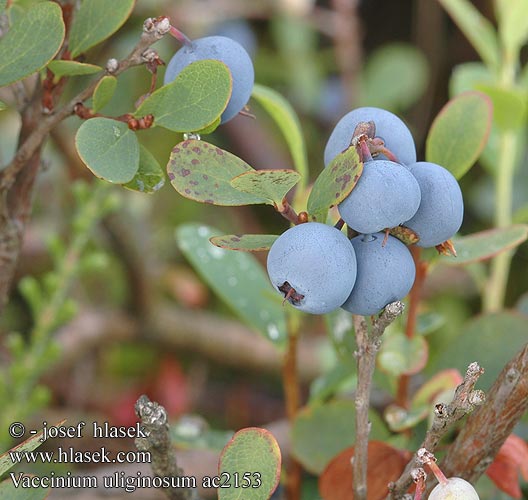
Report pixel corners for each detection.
[0,1,527,499]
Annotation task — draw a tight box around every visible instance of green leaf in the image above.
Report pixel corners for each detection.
[75,117,139,183]
[432,311,528,390]
[218,428,281,500]
[0,2,65,88]
[495,0,528,56]
[176,224,287,347]
[441,225,528,265]
[0,478,49,500]
[68,0,135,58]
[123,145,165,193]
[210,234,279,252]
[426,91,492,179]
[412,369,462,408]
[251,84,308,182]
[476,84,528,130]
[360,43,429,112]
[307,145,363,222]
[0,101,6,111]
[513,204,528,223]
[230,169,300,207]
[378,331,428,377]
[0,419,65,475]
[291,399,388,474]
[309,365,357,405]
[0,0,6,13]
[92,75,117,112]
[449,62,494,97]
[437,0,500,71]
[170,418,233,452]
[417,312,445,336]
[47,60,102,79]
[167,140,267,206]
[135,60,232,133]
[384,404,430,432]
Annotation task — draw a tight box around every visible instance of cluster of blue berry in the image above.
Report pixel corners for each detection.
[268,107,464,316]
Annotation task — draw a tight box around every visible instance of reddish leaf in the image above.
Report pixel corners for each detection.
[319,441,411,500]
[150,357,189,417]
[486,434,528,498]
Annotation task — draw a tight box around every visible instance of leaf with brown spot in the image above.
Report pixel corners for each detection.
[486,434,528,498]
[389,226,420,245]
[307,145,363,222]
[230,169,301,207]
[210,234,279,252]
[167,140,268,206]
[319,441,411,500]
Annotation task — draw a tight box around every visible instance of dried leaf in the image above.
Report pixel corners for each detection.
[486,434,528,498]
[319,441,411,500]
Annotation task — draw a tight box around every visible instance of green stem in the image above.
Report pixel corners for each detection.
[14,182,112,404]
[483,49,518,312]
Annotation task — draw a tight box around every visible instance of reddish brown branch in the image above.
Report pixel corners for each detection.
[282,329,302,500]
[0,17,170,311]
[388,362,486,499]
[439,344,528,483]
[396,246,428,408]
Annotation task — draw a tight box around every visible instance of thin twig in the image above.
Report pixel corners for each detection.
[135,395,199,500]
[387,362,486,499]
[353,301,405,500]
[439,344,528,484]
[396,247,428,409]
[282,321,302,500]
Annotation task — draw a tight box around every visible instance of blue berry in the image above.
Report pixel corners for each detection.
[338,160,421,234]
[324,107,416,166]
[164,36,254,123]
[267,223,357,314]
[404,162,464,247]
[341,233,415,316]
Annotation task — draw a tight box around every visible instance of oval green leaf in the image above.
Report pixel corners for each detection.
[135,60,232,133]
[0,101,6,111]
[167,140,267,206]
[251,84,308,183]
[475,83,528,130]
[426,91,492,179]
[360,43,429,112]
[47,60,102,79]
[307,145,363,222]
[218,428,281,500]
[378,331,428,377]
[432,311,528,390]
[68,0,135,58]
[0,477,49,499]
[291,399,388,474]
[441,225,528,265]
[210,234,279,252]
[437,0,500,71]
[123,145,164,193]
[0,0,6,13]
[176,224,287,347]
[75,117,139,183]
[230,169,300,207]
[0,2,65,88]
[92,75,117,112]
